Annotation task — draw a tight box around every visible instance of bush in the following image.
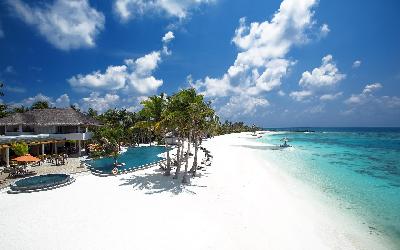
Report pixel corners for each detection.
[11,141,29,156]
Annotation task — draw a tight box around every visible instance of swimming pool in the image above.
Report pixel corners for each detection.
[86,146,167,175]
[10,174,73,193]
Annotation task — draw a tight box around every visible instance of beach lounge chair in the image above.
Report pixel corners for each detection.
[159,162,167,170]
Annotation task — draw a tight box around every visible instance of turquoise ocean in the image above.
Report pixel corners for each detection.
[257,128,400,246]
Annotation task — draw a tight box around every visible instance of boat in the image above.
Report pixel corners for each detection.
[280,137,291,148]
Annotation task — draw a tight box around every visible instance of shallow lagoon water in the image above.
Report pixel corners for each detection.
[257,128,400,245]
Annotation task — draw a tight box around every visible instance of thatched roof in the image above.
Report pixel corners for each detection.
[0,108,101,126]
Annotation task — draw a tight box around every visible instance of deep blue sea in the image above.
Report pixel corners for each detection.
[257,128,400,245]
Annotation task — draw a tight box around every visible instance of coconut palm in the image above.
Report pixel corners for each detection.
[134,94,167,144]
[31,101,51,110]
[163,98,186,178]
[162,89,196,180]
[189,101,216,176]
[162,88,212,183]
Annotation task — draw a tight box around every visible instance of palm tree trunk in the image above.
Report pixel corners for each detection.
[173,137,182,179]
[148,130,152,146]
[191,136,198,176]
[180,138,185,162]
[164,134,171,176]
[182,131,192,183]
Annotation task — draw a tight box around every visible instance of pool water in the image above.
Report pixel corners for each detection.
[87,146,167,174]
[11,174,71,192]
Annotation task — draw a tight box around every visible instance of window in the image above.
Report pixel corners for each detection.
[6,125,19,132]
[57,126,63,134]
[22,125,34,132]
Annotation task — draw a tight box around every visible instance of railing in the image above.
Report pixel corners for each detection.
[5,132,35,136]
[2,132,93,140]
[53,132,93,140]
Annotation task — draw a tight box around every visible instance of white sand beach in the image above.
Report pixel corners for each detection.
[0,133,393,250]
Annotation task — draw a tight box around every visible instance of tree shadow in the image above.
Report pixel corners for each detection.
[119,169,208,195]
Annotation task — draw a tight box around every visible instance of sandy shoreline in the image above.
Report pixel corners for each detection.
[0,133,394,250]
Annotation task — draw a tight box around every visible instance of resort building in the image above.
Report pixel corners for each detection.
[0,108,101,167]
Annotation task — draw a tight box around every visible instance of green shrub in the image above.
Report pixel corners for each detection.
[11,141,29,156]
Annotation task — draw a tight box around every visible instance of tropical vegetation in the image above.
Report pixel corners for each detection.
[10,141,29,156]
[1,87,259,183]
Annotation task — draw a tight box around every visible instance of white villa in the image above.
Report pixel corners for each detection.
[0,108,101,167]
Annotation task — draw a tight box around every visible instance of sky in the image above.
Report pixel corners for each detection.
[0,0,399,127]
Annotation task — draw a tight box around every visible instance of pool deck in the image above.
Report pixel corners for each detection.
[0,156,88,189]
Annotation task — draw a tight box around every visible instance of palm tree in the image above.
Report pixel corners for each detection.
[95,125,124,165]
[0,81,4,97]
[86,107,98,118]
[188,99,215,177]
[0,103,8,118]
[162,88,212,183]
[13,105,29,113]
[134,94,167,144]
[31,101,51,109]
[162,89,193,179]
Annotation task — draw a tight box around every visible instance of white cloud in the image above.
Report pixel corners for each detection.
[218,95,269,119]
[20,93,53,107]
[320,92,343,101]
[362,83,382,94]
[319,23,330,37]
[4,66,16,74]
[13,93,69,108]
[80,92,120,112]
[246,59,294,95]
[128,75,163,94]
[69,32,173,95]
[4,85,26,93]
[55,94,70,108]
[343,83,400,115]
[299,54,345,88]
[289,90,313,101]
[345,95,363,105]
[130,51,161,76]
[162,31,175,43]
[114,0,215,21]
[8,0,105,50]
[305,104,325,114]
[162,31,175,55]
[345,83,382,105]
[278,90,286,96]
[192,0,321,119]
[379,96,400,108]
[69,52,163,94]
[191,74,231,97]
[69,65,128,90]
[352,60,361,68]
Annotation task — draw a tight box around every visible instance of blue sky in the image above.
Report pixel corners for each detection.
[0,0,399,127]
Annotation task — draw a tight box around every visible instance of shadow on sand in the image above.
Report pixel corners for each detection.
[119,168,208,195]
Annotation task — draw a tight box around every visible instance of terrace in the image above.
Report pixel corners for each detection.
[0,108,101,170]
